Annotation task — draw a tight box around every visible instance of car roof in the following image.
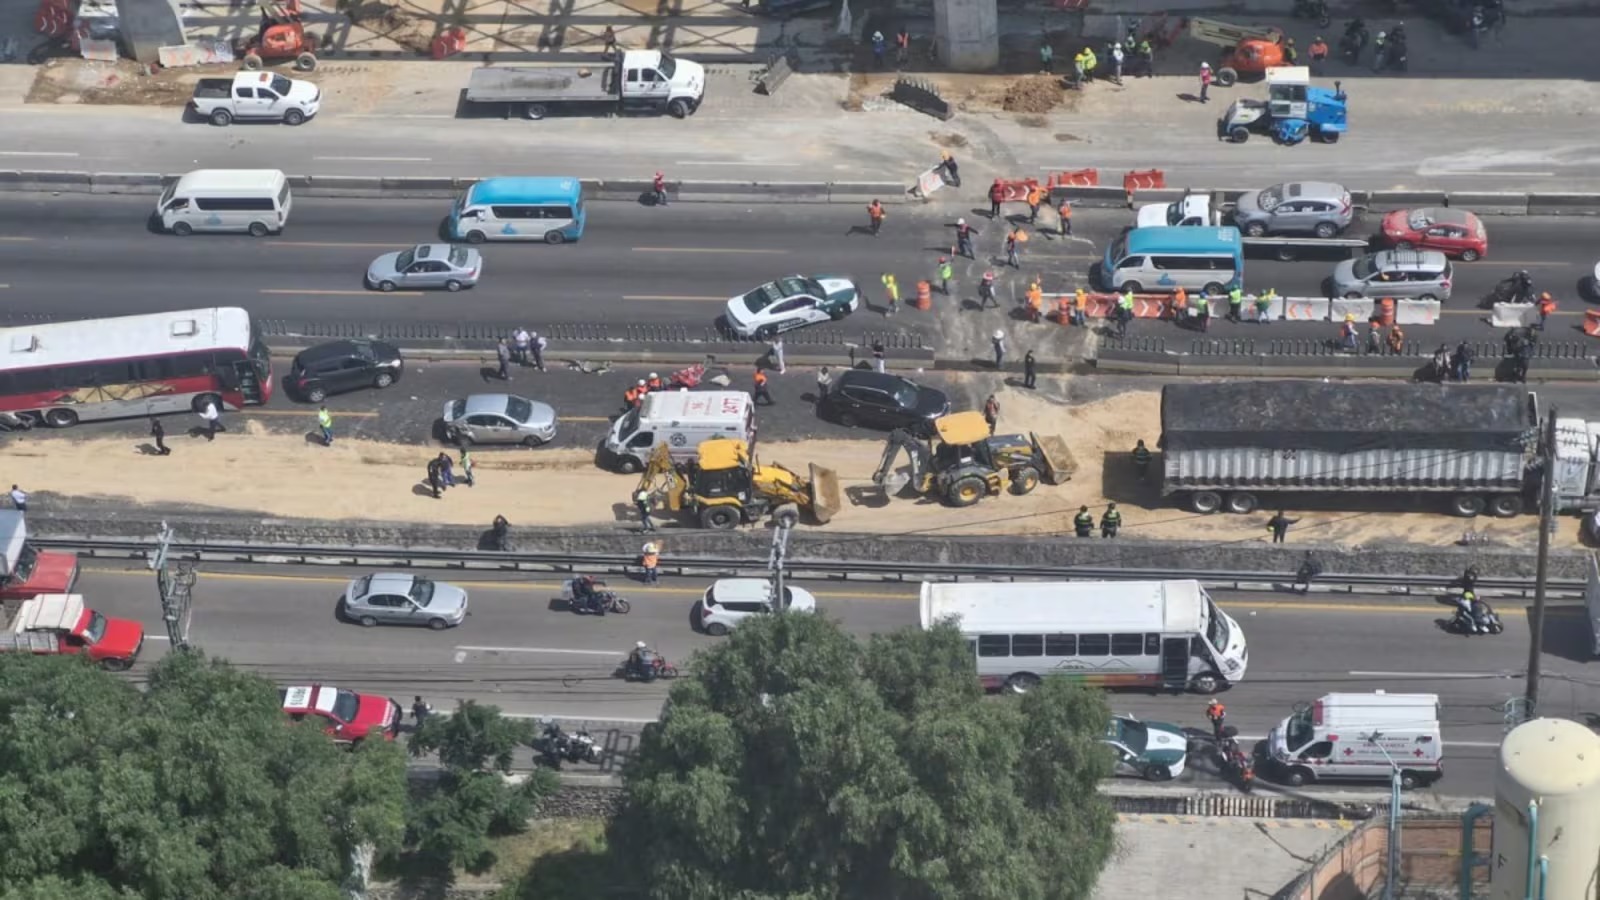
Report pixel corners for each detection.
[360,573,417,595]
[709,579,777,603]
[294,338,395,364]
[280,684,338,714]
[1408,207,1474,226]
[1281,181,1347,200]
[412,244,455,259]
[463,393,514,415]
[837,369,910,390]
[1373,248,1449,269]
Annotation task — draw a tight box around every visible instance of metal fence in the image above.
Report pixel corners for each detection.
[1273,813,1493,900]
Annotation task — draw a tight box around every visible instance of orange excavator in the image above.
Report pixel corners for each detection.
[1185,17,1287,86]
[240,0,318,71]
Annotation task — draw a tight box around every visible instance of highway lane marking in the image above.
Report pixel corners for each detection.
[0,237,35,242]
[260,289,424,296]
[623,294,727,302]
[1348,670,1515,679]
[631,247,789,255]
[0,150,79,157]
[239,409,381,419]
[0,284,8,289]
[456,646,616,656]
[673,160,799,168]
[269,241,405,249]
[313,156,432,162]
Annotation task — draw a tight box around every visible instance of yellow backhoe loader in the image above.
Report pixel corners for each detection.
[637,439,841,530]
[871,411,1075,507]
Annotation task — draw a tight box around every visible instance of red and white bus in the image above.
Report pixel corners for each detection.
[0,307,272,427]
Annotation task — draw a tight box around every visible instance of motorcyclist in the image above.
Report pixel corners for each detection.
[626,640,660,679]
[573,575,608,613]
[537,717,567,767]
[1513,269,1534,304]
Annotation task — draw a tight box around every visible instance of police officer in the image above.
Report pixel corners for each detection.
[1100,502,1122,538]
[1193,292,1211,332]
[1132,439,1152,481]
[1074,505,1095,538]
[1227,285,1244,322]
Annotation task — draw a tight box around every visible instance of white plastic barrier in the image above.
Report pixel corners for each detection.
[1492,302,1539,328]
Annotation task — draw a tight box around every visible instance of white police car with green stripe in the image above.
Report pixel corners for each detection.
[1103,714,1189,781]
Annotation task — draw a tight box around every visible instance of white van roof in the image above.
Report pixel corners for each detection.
[640,390,751,422]
[1314,692,1439,731]
[920,580,1208,634]
[171,169,287,194]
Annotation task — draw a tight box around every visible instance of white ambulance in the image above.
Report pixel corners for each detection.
[1265,691,1443,790]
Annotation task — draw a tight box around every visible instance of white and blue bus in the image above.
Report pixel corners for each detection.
[449,176,586,245]
[920,579,1248,694]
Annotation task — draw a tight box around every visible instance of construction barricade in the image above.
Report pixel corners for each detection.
[1041,292,1442,325]
[991,178,1040,203]
[1586,309,1600,337]
[1122,169,1166,203]
[1045,169,1099,189]
[1492,302,1539,329]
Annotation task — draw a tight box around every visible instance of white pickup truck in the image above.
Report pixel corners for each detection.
[190,71,321,126]
[464,50,705,121]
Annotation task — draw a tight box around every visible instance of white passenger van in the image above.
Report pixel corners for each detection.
[157,169,291,237]
[920,579,1248,694]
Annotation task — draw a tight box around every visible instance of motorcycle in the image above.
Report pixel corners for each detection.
[563,578,632,616]
[563,728,601,764]
[1294,0,1331,28]
[1437,594,1504,636]
[1217,734,1256,793]
[532,721,570,769]
[615,650,680,683]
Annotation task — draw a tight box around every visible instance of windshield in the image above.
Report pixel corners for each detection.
[395,248,416,270]
[1407,210,1431,230]
[83,611,107,644]
[657,53,677,80]
[14,545,37,582]
[892,384,919,409]
[449,246,470,267]
[1204,598,1230,651]
[1109,234,1128,264]
[409,578,436,607]
[1285,708,1315,751]
[449,399,467,420]
[1166,203,1185,226]
[270,74,293,96]
[1351,255,1377,280]
[505,396,534,423]
[1116,718,1149,754]
[742,277,810,314]
[616,408,639,439]
[332,689,361,725]
[352,575,372,598]
[1256,184,1285,211]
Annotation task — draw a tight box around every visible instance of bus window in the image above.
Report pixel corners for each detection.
[1144,633,1162,655]
[977,635,1010,657]
[1111,634,1144,656]
[1010,634,1043,657]
[1045,634,1076,656]
[1078,634,1110,656]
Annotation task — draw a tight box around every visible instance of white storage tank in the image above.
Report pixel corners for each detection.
[1491,717,1600,900]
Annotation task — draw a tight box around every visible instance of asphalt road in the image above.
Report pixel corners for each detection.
[2,192,1597,352]
[82,562,1600,798]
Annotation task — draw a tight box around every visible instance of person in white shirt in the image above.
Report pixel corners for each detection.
[8,485,26,513]
[199,400,224,441]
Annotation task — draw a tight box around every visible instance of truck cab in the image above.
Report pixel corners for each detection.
[616,50,704,114]
[1135,193,1219,229]
[1,593,145,670]
[1266,691,1443,789]
[0,511,79,602]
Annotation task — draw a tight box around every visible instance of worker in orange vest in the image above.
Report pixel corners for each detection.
[1206,698,1227,740]
[1172,285,1188,320]
[1537,292,1557,330]
[752,369,773,406]
[1026,185,1044,223]
[640,541,660,585]
[623,379,646,408]
[1073,288,1089,327]
[867,199,886,236]
[1025,279,1044,323]
[646,372,664,391]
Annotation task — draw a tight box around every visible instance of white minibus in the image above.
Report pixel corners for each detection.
[157,169,291,237]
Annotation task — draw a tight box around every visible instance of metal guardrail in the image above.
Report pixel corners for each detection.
[37,536,1583,599]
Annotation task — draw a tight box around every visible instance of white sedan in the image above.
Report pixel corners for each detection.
[723,275,860,338]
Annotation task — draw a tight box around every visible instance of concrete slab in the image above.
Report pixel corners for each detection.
[1092,814,1352,900]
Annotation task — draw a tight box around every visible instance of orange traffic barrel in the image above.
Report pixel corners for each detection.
[914,280,931,311]
[1377,297,1395,327]
[1584,308,1600,337]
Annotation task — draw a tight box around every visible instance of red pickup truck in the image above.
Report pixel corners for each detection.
[1,593,146,670]
[0,511,79,601]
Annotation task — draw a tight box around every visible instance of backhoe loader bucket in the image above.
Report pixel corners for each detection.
[808,463,841,525]
[1031,433,1076,486]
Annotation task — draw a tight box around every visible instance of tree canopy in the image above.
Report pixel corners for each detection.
[0,652,406,900]
[611,613,1117,900]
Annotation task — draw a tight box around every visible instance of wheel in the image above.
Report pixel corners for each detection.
[1005,673,1040,694]
[1146,764,1174,782]
[1189,672,1220,693]
[1224,492,1259,514]
[668,98,690,119]
[171,221,194,236]
[1394,241,1413,251]
[660,665,679,678]
[374,372,394,389]
[358,615,378,627]
[295,51,317,71]
[543,230,566,245]
[836,411,858,428]
[1460,249,1480,262]
[1417,294,1438,303]
[378,280,397,292]
[522,434,545,447]
[444,427,466,445]
[445,279,462,292]
[427,618,449,630]
[466,230,486,244]
[1203,282,1225,295]
[705,622,729,637]
[1318,13,1331,27]
[773,502,800,529]
[1451,494,1487,517]
[1228,125,1249,144]
[1216,66,1238,87]
[100,657,133,672]
[523,103,548,120]
[754,325,777,340]
[248,221,270,237]
[209,108,233,127]
[1010,466,1040,495]
[242,53,263,70]
[1400,771,1421,790]
[700,505,741,530]
[1244,222,1267,237]
[283,108,306,126]
[947,476,986,508]
[1276,246,1298,262]
[1283,767,1312,788]
[613,598,632,614]
[1189,491,1222,515]
[1314,222,1338,239]
[1118,281,1143,294]
[617,457,642,475]
[1320,130,1339,144]
[1490,494,1524,517]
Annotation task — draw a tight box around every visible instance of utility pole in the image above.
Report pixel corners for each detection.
[768,510,795,604]
[150,521,196,650]
[1524,410,1558,716]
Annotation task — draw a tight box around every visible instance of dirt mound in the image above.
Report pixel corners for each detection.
[1000,75,1062,114]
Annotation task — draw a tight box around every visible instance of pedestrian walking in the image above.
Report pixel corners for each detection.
[895,26,910,66]
[1039,37,1054,73]
[1452,340,1473,382]
[1198,61,1212,102]
[491,514,512,551]
[882,273,901,316]
[317,405,334,446]
[640,541,661,584]
[1023,349,1037,389]
[653,170,669,207]
[459,447,475,487]
[1538,292,1557,330]
[634,487,656,532]
[425,458,442,499]
[1255,288,1275,324]
[1137,38,1154,76]
[1072,49,1087,89]
[1227,285,1243,322]
[1340,314,1359,351]
[752,368,774,406]
[978,271,998,309]
[1266,510,1300,544]
[815,365,832,405]
[149,416,170,456]
[770,337,787,374]
[871,30,886,68]
[1194,292,1211,332]
[1100,502,1122,538]
[871,341,886,374]
[1024,278,1044,323]
[513,327,531,366]
[1057,198,1072,237]
[867,199,886,236]
[437,452,457,488]
[411,696,434,728]
[199,399,223,440]
[982,394,1000,434]
[1132,439,1152,480]
[1365,325,1382,356]
[496,339,512,381]
[1006,229,1022,268]
[988,180,1005,218]
[529,331,547,371]
[1026,185,1043,224]
[1072,287,1088,327]
[938,150,960,187]
[1073,505,1094,537]
[955,217,977,258]
[991,330,1007,369]
[1387,324,1406,355]
[1206,699,1227,741]
[937,257,953,296]
[8,485,26,514]
[601,24,617,57]
[1309,35,1329,73]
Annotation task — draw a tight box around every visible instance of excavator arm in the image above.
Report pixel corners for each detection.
[872,428,929,493]
[637,443,685,511]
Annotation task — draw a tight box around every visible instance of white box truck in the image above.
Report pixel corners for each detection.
[1265,691,1443,789]
[600,390,755,473]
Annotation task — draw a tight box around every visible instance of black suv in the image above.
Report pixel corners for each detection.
[819,369,950,432]
[287,339,404,403]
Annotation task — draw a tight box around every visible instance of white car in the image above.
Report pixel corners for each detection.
[1102,714,1189,781]
[723,275,860,338]
[696,578,816,636]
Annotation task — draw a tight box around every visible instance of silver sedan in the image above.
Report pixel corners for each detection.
[340,573,468,630]
[366,244,482,292]
[443,393,558,446]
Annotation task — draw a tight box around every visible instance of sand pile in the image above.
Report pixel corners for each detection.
[1000,75,1062,114]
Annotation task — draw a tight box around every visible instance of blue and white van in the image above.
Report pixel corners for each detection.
[1102,226,1243,294]
[449,177,586,245]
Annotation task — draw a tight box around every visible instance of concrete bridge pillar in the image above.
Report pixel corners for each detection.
[933,0,998,72]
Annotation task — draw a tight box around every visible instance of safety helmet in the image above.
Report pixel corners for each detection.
[1286,37,1295,44]
[1314,35,1322,41]
[941,150,952,161]
[649,372,659,379]
[637,379,647,386]
[957,216,966,225]
[1541,292,1552,300]
[1345,313,1356,322]
[993,329,1005,340]
[1200,61,1211,68]
[1377,30,1386,38]
[636,641,647,649]
[938,256,948,263]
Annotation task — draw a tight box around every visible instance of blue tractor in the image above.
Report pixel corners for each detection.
[1218,66,1347,145]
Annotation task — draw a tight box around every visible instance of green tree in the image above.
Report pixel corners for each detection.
[405,701,555,875]
[611,614,1116,900]
[0,652,407,900]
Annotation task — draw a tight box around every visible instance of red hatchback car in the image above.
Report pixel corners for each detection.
[1381,208,1488,261]
[279,684,402,743]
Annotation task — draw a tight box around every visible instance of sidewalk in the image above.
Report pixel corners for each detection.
[1092,814,1350,899]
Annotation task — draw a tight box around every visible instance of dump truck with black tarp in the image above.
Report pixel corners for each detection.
[1158,382,1545,518]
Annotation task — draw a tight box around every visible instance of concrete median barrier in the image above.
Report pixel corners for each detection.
[1364,190,1448,212]
[1525,193,1600,216]
[302,174,386,197]
[1445,192,1530,216]
[829,182,908,204]
[1052,185,1129,208]
[1492,303,1539,328]
[8,170,93,193]
[377,176,459,198]
[89,172,164,195]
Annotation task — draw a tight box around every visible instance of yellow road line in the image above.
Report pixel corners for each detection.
[241,409,381,419]
[631,247,788,255]
[1477,261,1572,267]
[562,416,611,423]
[269,241,398,249]
[260,289,421,296]
[623,295,726,302]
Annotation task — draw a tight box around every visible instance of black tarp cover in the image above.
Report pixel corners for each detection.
[1160,382,1535,453]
